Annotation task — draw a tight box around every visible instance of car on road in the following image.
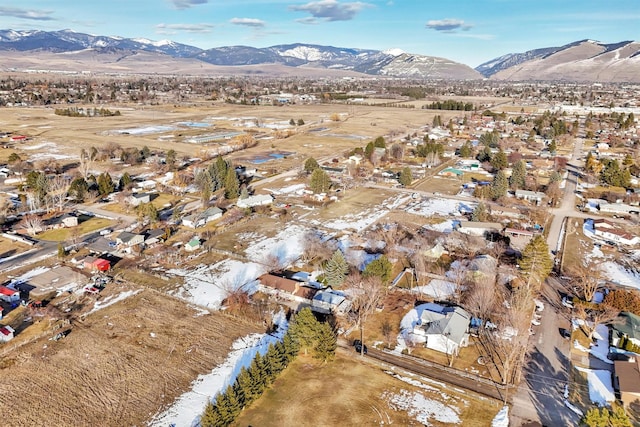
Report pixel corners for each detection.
[559,328,571,340]
[353,339,367,354]
[562,297,574,309]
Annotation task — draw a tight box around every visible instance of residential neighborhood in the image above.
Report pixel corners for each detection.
[0,71,639,427]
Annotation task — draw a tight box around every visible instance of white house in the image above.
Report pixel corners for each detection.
[237,194,274,208]
[182,207,223,229]
[411,303,471,355]
[593,219,639,246]
[515,190,546,205]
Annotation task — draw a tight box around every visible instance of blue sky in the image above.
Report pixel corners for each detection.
[1,0,639,66]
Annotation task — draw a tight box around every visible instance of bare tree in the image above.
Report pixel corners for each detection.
[78,148,95,179]
[567,263,602,303]
[301,230,336,271]
[463,277,497,321]
[345,272,384,355]
[21,214,43,236]
[574,303,620,341]
[47,175,71,212]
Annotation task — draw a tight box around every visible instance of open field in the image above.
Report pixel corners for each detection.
[0,236,33,259]
[37,217,114,241]
[0,286,261,427]
[235,350,501,426]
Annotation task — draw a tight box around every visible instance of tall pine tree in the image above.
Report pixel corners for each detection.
[509,159,526,189]
[324,249,348,288]
[491,170,508,200]
[519,234,553,287]
[313,322,337,363]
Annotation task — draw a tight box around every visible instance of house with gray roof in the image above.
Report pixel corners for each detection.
[611,312,640,348]
[312,288,350,314]
[412,303,471,355]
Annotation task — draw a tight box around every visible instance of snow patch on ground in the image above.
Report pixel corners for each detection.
[88,290,141,314]
[591,324,613,365]
[423,219,456,233]
[383,389,461,425]
[8,265,50,287]
[600,261,640,289]
[575,367,615,406]
[406,197,474,217]
[244,224,306,266]
[492,406,509,427]
[321,195,408,232]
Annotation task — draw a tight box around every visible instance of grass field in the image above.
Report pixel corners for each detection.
[0,287,261,427]
[37,217,114,241]
[0,236,33,259]
[234,350,501,426]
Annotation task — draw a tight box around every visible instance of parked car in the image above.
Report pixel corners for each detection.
[355,342,368,355]
[559,328,571,340]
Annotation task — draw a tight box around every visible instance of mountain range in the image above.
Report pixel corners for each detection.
[1,29,639,82]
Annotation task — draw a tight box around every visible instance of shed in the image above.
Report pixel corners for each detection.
[93,258,111,272]
[0,285,20,303]
[0,325,14,342]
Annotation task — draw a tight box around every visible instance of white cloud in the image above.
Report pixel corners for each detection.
[156,23,214,34]
[230,18,266,28]
[171,0,207,10]
[289,0,372,22]
[426,18,472,32]
[0,7,55,21]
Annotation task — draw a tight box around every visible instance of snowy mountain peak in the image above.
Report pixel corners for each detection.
[383,48,405,57]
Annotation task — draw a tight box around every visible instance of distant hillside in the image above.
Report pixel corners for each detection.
[477,40,640,83]
[0,29,482,80]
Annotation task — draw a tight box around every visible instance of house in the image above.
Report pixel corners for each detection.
[593,220,639,246]
[61,213,79,228]
[144,229,166,245]
[115,231,144,248]
[185,237,201,252]
[439,167,464,178]
[312,288,350,314]
[127,192,152,207]
[236,194,274,209]
[182,207,223,228]
[13,266,89,300]
[598,201,639,216]
[257,273,317,303]
[614,358,640,408]
[611,312,640,348]
[412,303,471,355]
[456,221,503,237]
[0,325,15,342]
[515,190,546,205]
[0,285,20,303]
[82,255,97,270]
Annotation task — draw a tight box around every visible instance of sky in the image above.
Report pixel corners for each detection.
[0,0,639,67]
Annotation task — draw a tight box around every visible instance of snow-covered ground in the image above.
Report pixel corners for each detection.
[413,279,457,299]
[170,225,307,309]
[492,406,509,427]
[321,194,409,232]
[423,219,457,233]
[382,371,463,425]
[575,367,615,406]
[88,290,141,314]
[150,311,288,427]
[406,197,475,217]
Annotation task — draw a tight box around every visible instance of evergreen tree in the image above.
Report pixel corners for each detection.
[289,118,296,126]
[119,171,132,190]
[519,234,553,287]
[289,308,320,355]
[282,331,300,361]
[209,156,229,191]
[459,141,473,158]
[235,366,254,405]
[297,118,305,126]
[490,149,508,170]
[309,168,331,193]
[479,130,500,148]
[471,202,489,222]
[68,177,88,201]
[166,149,177,170]
[509,160,526,189]
[491,170,508,200]
[247,353,266,398]
[97,172,115,196]
[224,168,240,199]
[324,249,348,288]
[547,139,557,154]
[363,255,393,283]
[549,171,563,184]
[373,136,386,148]
[201,401,223,427]
[218,385,241,425]
[398,167,412,187]
[364,141,375,160]
[304,157,320,174]
[476,146,492,163]
[313,322,337,362]
[263,343,282,383]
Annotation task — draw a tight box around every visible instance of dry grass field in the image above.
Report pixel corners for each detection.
[0,287,261,427]
[234,350,501,427]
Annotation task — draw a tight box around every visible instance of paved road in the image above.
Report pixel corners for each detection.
[510,278,580,426]
[546,138,584,254]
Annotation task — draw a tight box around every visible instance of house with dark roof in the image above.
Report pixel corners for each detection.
[182,207,223,229]
[115,231,144,249]
[614,358,640,409]
[257,273,317,303]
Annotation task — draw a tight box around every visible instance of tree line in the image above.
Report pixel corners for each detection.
[201,308,336,426]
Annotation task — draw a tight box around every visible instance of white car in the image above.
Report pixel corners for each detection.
[531,319,541,326]
[562,297,574,308]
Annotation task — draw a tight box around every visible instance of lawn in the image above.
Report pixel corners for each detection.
[234,350,501,427]
[0,236,33,259]
[37,217,114,241]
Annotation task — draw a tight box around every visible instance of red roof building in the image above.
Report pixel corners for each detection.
[0,325,14,342]
[0,285,20,303]
[92,258,111,272]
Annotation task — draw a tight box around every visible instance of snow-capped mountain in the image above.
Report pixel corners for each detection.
[0,29,202,58]
[477,39,640,82]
